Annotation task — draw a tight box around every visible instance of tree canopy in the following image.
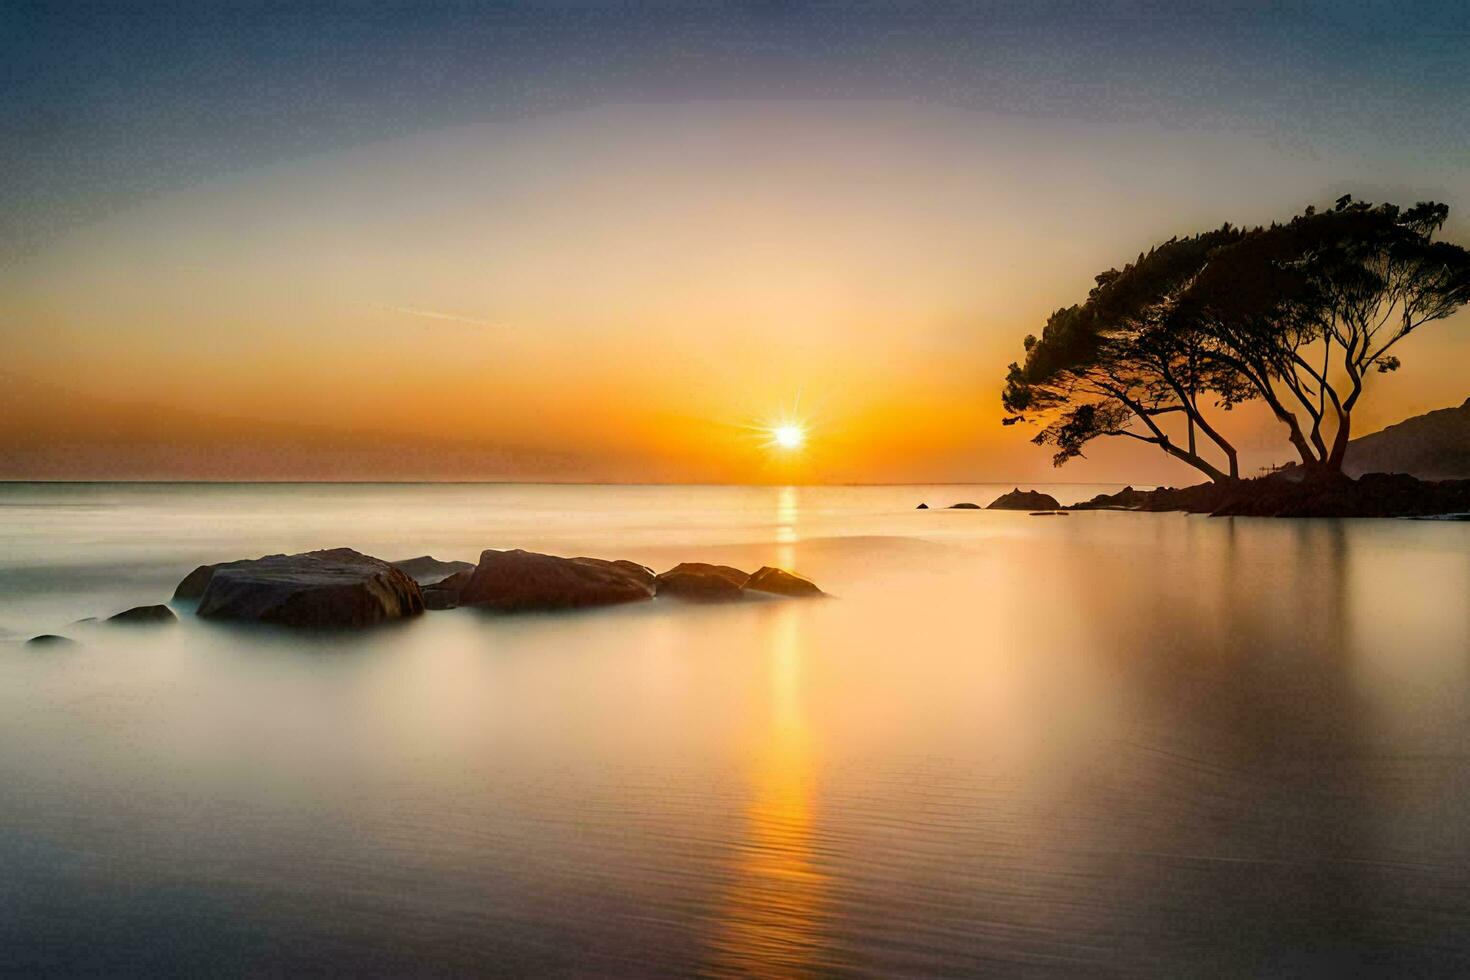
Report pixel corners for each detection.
[1002,197,1470,482]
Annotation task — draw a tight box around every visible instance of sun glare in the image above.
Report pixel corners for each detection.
[772,424,806,450]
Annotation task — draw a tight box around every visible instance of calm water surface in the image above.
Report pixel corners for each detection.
[1,483,1468,976]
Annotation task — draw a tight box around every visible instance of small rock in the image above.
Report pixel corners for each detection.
[108,604,177,624]
[744,566,824,597]
[988,488,1062,511]
[916,503,929,509]
[27,634,77,647]
[948,502,981,509]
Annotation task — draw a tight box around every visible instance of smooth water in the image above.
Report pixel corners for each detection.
[1,483,1468,976]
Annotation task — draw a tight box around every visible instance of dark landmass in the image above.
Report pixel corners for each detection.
[947,502,982,509]
[1071,472,1470,518]
[1339,397,1470,480]
[988,488,1063,511]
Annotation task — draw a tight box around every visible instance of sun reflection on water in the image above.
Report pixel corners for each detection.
[775,485,799,571]
[705,603,832,977]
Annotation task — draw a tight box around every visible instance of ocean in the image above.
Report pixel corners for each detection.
[2,482,1468,975]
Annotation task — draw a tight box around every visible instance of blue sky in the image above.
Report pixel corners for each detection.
[4,1,1469,257]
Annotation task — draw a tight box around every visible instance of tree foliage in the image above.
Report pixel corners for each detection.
[1003,198,1470,482]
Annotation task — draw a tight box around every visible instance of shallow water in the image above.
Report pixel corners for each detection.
[2,482,1469,975]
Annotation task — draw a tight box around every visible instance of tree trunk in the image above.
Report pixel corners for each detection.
[1326,411,1353,472]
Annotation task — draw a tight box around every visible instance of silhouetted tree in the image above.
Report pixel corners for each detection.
[1002,229,1247,483]
[1182,197,1470,475]
[1004,198,1470,481]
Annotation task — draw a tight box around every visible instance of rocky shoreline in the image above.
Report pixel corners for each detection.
[27,548,826,641]
[1068,472,1470,519]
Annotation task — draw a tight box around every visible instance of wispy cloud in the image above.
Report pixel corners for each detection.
[374,304,502,329]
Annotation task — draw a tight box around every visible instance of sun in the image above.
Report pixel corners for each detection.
[772,423,806,450]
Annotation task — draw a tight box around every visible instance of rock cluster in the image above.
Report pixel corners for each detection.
[158,547,824,627]
[1069,472,1470,518]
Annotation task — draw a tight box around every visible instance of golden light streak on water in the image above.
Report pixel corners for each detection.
[704,603,832,977]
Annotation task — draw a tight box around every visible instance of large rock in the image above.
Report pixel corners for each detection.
[656,562,751,601]
[195,548,424,628]
[457,549,656,611]
[744,566,824,598]
[947,502,981,509]
[988,488,1062,511]
[391,556,475,586]
[108,604,177,624]
[175,556,291,600]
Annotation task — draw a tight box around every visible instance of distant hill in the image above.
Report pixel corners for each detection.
[1342,397,1470,480]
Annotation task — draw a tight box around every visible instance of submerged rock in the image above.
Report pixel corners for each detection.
[458,549,656,611]
[1029,511,1069,517]
[988,488,1062,511]
[656,562,751,601]
[391,556,476,586]
[744,566,824,597]
[27,634,77,647]
[196,548,424,628]
[108,604,177,624]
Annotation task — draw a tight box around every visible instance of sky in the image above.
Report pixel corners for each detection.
[3,0,1469,483]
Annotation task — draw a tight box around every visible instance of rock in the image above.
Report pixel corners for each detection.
[391,556,476,586]
[948,502,981,509]
[1069,485,1153,510]
[988,488,1062,511]
[174,556,279,600]
[656,562,751,601]
[1065,472,1470,518]
[916,503,929,509]
[1029,511,1069,517]
[108,604,177,624]
[457,549,656,611]
[196,548,424,628]
[421,568,473,610]
[744,566,824,597]
[27,634,77,647]
[574,557,658,592]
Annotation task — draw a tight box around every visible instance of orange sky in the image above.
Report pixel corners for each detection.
[4,102,1468,484]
